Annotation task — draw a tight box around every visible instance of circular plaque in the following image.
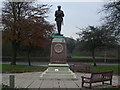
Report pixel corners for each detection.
[54,43,63,53]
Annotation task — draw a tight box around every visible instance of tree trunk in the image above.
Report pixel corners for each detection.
[11,41,17,65]
[118,45,120,61]
[28,46,31,66]
[92,49,96,66]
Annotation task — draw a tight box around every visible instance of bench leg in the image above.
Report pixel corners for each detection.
[102,81,104,85]
[110,80,112,85]
[82,81,84,87]
[89,83,92,89]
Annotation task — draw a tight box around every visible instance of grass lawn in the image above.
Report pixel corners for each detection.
[1,84,119,90]
[1,64,47,73]
[1,64,119,75]
[1,84,28,90]
[72,56,115,59]
[0,84,2,90]
[91,65,119,75]
[100,85,120,90]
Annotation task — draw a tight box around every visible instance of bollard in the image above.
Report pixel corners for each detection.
[9,75,15,88]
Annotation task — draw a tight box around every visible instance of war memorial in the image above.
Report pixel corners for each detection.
[40,6,76,79]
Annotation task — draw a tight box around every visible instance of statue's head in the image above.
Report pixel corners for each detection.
[57,5,61,10]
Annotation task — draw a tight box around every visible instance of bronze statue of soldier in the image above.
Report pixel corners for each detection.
[55,6,64,35]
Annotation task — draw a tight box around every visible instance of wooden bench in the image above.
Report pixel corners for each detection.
[70,63,91,73]
[81,71,113,89]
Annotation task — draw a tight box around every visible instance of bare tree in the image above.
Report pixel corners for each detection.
[77,26,117,66]
[101,0,120,61]
[101,0,120,39]
[2,1,54,65]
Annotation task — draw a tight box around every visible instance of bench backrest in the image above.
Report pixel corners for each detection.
[91,71,113,81]
[102,71,113,79]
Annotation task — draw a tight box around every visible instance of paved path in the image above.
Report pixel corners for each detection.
[1,72,119,89]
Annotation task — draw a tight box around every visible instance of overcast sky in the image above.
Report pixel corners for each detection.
[0,0,106,39]
[40,1,105,39]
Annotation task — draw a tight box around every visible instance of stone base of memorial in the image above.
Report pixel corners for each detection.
[40,64,76,79]
[40,35,77,79]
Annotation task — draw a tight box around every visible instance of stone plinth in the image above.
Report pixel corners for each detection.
[50,36,67,64]
[40,35,77,79]
[40,64,77,79]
